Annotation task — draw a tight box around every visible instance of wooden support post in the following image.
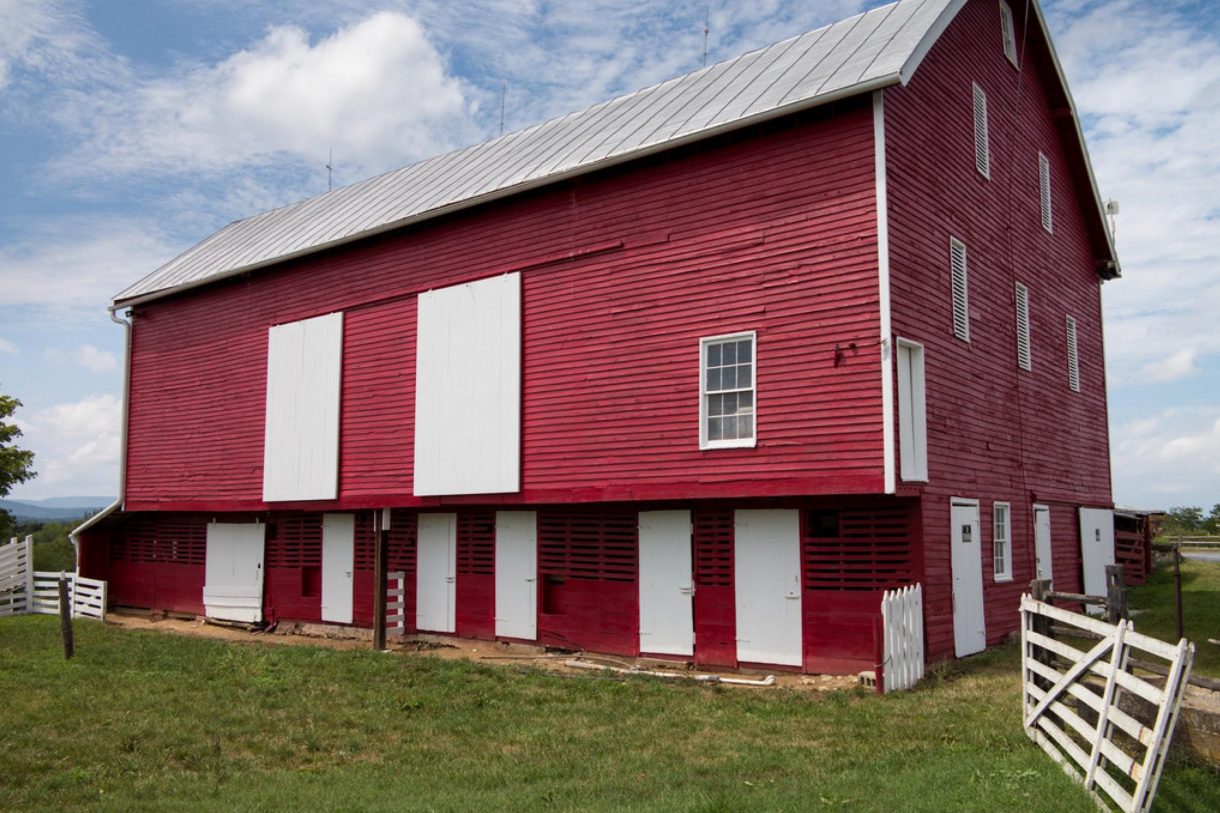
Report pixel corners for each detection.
[58,578,74,660]
[372,508,388,652]
[1172,544,1184,642]
[1104,564,1127,624]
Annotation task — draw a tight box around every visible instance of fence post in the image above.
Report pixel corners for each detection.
[58,578,74,659]
[1105,564,1127,624]
[23,535,34,615]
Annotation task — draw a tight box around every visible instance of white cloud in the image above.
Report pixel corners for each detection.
[1050,0,1220,387]
[1112,406,1220,508]
[0,337,16,354]
[75,344,117,373]
[0,217,179,312]
[52,11,478,182]
[12,393,121,499]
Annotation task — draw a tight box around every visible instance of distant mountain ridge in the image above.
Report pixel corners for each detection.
[1,497,115,522]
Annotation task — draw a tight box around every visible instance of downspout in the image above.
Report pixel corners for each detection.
[69,307,132,570]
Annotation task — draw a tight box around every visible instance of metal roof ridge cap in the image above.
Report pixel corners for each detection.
[111,71,900,311]
[897,0,967,85]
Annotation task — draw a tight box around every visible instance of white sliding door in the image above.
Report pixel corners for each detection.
[203,522,266,623]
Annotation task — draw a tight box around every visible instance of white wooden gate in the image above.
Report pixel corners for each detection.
[1021,595,1194,813]
[881,583,924,693]
[32,572,108,620]
[0,535,34,616]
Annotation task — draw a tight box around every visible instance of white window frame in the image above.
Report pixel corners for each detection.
[896,338,928,482]
[998,0,1019,67]
[699,331,757,450]
[1015,282,1032,371]
[1066,315,1080,392]
[950,237,969,342]
[972,82,990,179]
[1039,152,1053,233]
[993,502,1012,581]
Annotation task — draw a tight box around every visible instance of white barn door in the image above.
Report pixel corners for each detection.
[1079,508,1115,612]
[417,513,457,633]
[1034,505,1053,582]
[203,522,265,623]
[321,514,354,624]
[734,509,802,666]
[495,512,537,640]
[638,510,694,656]
[950,499,986,657]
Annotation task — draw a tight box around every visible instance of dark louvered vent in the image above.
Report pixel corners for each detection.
[539,509,637,582]
[387,509,417,574]
[267,513,323,568]
[111,514,206,564]
[694,509,733,587]
[803,507,914,591]
[457,511,496,575]
[354,513,376,571]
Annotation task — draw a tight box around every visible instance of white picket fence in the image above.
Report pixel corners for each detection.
[387,570,405,636]
[0,535,107,621]
[0,535,35,616]
[880,583,925,693]
[1021,595,1194,813]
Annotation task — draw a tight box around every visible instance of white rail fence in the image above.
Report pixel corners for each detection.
[1,535,35,616]
[879,583,924,693]
[1021,595,1194,813]
[386,570,405,637]
[0,535,107,621]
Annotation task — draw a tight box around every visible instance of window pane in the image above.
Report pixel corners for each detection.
[707,368,721,392]
[707,393,722,417]
[708,417,723,441]
[738,391,753,412]
[723,342,736,364]
[723,391,737,415]
[740,414,754,438]
[722,365,737,390]
[738,339,752,362]
[708,343,721,366]
[739,363,752,388]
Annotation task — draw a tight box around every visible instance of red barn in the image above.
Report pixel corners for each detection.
[75,0,1120,673]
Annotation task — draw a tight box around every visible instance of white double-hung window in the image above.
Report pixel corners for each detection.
[700,332,756,449]
[993,502,1012,580]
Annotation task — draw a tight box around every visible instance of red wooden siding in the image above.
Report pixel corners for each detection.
[264,513,323,623]
[341,301,415,499]
[122,98,884,512]
[885,0,1113,661]
[802,501,919,673]
[106,513,207,615]
[692,508,736,668]
[455,511,496,639]
[537,508,638,656]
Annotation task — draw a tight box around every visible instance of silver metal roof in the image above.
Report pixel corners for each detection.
[115,0,962,307]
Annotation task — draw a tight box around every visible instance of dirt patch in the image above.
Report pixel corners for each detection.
[104,609,860,692]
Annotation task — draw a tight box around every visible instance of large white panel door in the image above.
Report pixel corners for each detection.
[950,499,986,657]
[734,509,802,666]
[203,523,265,623]
[321,514,355,624]
[1034,505,1053,582]
[495,511,537,640]
[1079,508,1115,613]
[638,510,694,656]
[417,513,456,633]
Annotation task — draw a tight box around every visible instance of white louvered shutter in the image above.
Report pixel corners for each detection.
[951,238,969,342]
[999,1,1018,66]
[1066,315,1080,392]
[1015,282,1031,370]
[1039,152,1053,233]
[973,83,990,179]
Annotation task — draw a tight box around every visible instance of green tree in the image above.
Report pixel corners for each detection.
[1163,506,1204,535]
[1,388,37,540]
[1205,504,1220,535]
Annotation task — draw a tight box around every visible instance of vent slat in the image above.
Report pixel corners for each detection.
[803,507,914,591]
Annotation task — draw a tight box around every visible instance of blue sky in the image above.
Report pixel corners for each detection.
[1,0,1218,509]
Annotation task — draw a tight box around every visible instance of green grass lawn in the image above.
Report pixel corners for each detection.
[0,616,1215,812]
[1128,557,1220,678]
